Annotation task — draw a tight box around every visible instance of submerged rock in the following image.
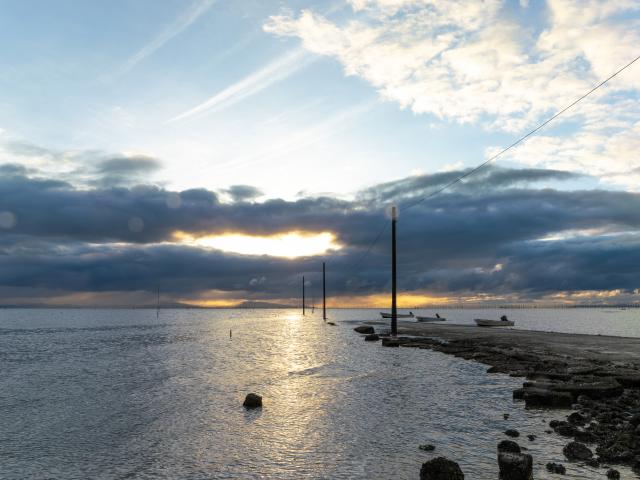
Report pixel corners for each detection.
[545,462,566,474]
[354,325,374,334]
[419,457,464,479]
[419,444,436,451]
[563,441,593,461]
[606,469,620,479]
[498,451,533,480]
[242,393,262,409]
[504,429,520,438]
[526,434,536,442]
[364,333,380,342]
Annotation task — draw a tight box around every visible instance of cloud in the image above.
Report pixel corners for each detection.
[0,137,163,188]
[1,165,640,304]
[264,1,640,184]
[116,0,216,77]
[168,49,315,122]
[93,155,162,187]
[223,185,264,202]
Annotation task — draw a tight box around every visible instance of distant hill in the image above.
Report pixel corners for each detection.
[234,301,295,309]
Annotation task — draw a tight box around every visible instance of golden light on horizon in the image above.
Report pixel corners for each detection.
[172,230,341,258]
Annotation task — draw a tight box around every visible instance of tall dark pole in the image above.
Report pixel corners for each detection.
[322,262,327,321]
[302,276,306,316]
[391,206,398,336]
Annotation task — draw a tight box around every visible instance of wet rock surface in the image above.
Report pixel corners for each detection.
[358,326,640,475]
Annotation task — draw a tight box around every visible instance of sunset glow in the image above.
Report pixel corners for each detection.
[173,231,341,258]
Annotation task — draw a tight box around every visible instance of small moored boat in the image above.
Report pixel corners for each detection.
[380,312,414,319]
[475,315,514,327]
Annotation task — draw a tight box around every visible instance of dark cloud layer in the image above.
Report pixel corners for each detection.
[0,164,638,305]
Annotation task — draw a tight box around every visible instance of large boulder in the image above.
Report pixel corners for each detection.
[498,452,533,480]
[419,457,465,480]
[354,325,375,334]
[498,440,521,454]
[563,441,593,461]
[242,393,262,409]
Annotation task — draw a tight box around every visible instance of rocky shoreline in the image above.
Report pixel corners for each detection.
[354,323,640,478]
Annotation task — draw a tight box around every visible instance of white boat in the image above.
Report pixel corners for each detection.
[380,312,414,319]
[416,315,446,322]
[475,318,515,327]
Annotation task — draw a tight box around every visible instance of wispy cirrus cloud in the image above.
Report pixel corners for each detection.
[116,0,216,77]
[167,48,315,122]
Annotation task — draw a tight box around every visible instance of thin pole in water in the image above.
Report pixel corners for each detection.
[322,262,327,321]
[391,206,398,337]
[156,287,160,320]
[302,276,306,316]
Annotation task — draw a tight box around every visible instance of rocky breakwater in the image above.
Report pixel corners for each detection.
[354,324,640,474]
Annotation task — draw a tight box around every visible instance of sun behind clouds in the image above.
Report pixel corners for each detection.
[172,230,341,258]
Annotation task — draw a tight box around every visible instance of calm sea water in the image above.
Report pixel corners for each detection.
[1,308,638,479]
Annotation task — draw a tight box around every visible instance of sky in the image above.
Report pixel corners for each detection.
[0,0,639,307]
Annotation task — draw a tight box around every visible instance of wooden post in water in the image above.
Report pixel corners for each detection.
[322,262,327,321]
[391,206,398,337]
[302,276,306,316]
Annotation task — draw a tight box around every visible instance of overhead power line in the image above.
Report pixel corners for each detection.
[332,52,640,278]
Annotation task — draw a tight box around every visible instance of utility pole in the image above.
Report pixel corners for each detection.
[322,262,327,321]
[391,206,398,337]
[302,276,306,316]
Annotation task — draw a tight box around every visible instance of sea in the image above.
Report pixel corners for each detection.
[1,308,639,479]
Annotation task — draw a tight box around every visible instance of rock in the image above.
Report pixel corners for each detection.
[524,388,573,408]
[630,413,640,426]
[381,337,400,347]
[585,458,599,468]
[567,412,588,426]
[545,462,566,474]
[497,451,533,480]
[364,333,380,341]
[354,325,374,334]
[243,393,262,409]
[419,444,436,451]
[498,440,521,453]
[327,321,336,326]
[513,388,525,400]
[562,441,593,461]
[551,379,623,400]
[606,469,620,479]
[419,456,464,479]
[615,375,640,388]
[573,430,596,443]
[504,429,520,438]
[503,413,510,419]
[554,422,577,437]
[526,434,536,442]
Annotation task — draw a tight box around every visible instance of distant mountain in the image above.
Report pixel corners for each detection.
[234,301,295,309]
